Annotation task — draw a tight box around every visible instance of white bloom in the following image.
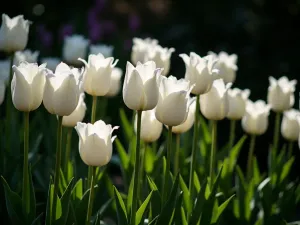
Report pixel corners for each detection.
[227,88,250,120]
[155,76,193,126]
[123,61,161,111]
[281,109,300,141]
[134,109,163,142]
[180,53,218,95]
[75,120,118,166]
[43,62,82,116]
[79,53,118,96]
[106,67,123,97]
[267,76,297,112]
[131,37,158,65]
[41,57,60,71]
[63,34,89,65]
[242,100,271,135]
[208,51,238,83]
[0,14,30,53]
[90,44,114,57]
[11,62,46,112]
[14,49,39,65]
[200,79,232,120]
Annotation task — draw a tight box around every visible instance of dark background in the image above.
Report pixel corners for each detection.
[1,0,300,177]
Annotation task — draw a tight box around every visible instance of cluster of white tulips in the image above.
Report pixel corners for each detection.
[0,13,299,225]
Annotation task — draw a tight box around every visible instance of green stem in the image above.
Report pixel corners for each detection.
[130,110,142,225]
[273,112,281,154]
[287,141,294,159]
[174,134,180,175]
[52,116,63,222]
[86,167,95,225]
[64,128,73,178]
[22,112,30,213]
[162,126,173,203]
[188,95,199,201]
[209,120,217,188]
[139,143,146,199]
[247,135,256,180]
[228,120,236,150]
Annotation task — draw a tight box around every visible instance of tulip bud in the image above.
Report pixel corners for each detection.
[171,97,196,133]
[62,93,87,127]
[131,37,158,65]
[200,79,232,120]
[208,51,238,83]
[146,45,175,76]
[63,35,89,66]
[281,109,300,141]
[43,62,82,116]
[123,61,161,111]
[11,62,46,112]
[242,100,270,135]
[41,57,60,71]
[75,120,118,166]
[180,53,218,95]
[106,67,123,97]
[79,54,118,96]
[14,50,39,65]
[90,44,114,57]
[134,109,163,142]
[0,14,30,53]
[227,88,250,120]
[267,76,297,112]
[155,76,193,126]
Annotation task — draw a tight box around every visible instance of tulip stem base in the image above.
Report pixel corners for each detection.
[64,128,73,179]
[229,120,236,151]
[209,120,217,188]
[174,134,180,176]
[247,135,256,180]
[273,112,281,154]
[22,112,30,213]
[130,110,142,225]
[52,116,63,223]
[86,166,95,225]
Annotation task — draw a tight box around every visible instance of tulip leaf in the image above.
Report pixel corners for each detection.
[136,191,153,225]
[145,145,155,174]
[189,179,207,225]
[45,181,62,225]
[173,192,184,225]
[229,135,247,171]
[71,178,83,208]
[74,188,90,225]
[59,168,68,195]
[147,176,161,218]
[199,114,211,144]
[30,213,43,225]
[212,194,235,223]
[27,166,37,224]
[126,175,134,215]
[280,157,294,183]
[193,171,201,193]
[113,186,128,225]
[179,175,191,215]
[120,108,134,142]
[115,138,129,169]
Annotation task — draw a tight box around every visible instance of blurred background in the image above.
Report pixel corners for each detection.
[1,0,300,179]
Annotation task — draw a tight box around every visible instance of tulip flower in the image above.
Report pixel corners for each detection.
[0,14,30,53]
[134,109,163,143]
[11,62,46,112]
[281,109,300,142]
[131,37,158,65]
[208,51,238,83]
[79,53,118,96]
[90,44,114,57]
[63,34,89,66]
[227,88,250,120]
[146,44,175,76]
[123,61,161,111]
[43,62,82,116]
[14,49,39,66]
[106,67,123,97]
[200,79,232,121]
[41,57,60,71]
[180,53,218,95]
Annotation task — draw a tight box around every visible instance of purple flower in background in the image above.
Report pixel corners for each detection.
[88,8,99,27]
[59,24,73,40]
[36,25,53,48]
[102,20,117,35]
[128,14,141,32]
[89,22,103,42]
[95,0,106,11]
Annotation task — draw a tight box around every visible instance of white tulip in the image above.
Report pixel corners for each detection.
[63,35,89,66]
[155,76,193,126]
[281,109,300,141]
[208,51,238,83]
[145,44,175,76]
[0,14,30,53]
[171,97,196,133]
[242,100,270,135]
[62,93,87,127]
[14,49,39,65]
[200,79,232,120]
[41,57,60,71]
[131,37,158,65]
[227,88,250,120]
[79,53,118,96]
[134,109,163,142]
[43,62,82,116]
[267,76,297,112]
[90,44,114,57]
[180,53,218,95]
[75,120,118,166]
[106,67,123,97]
[123,61,161,111]
[11,62,46,112]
